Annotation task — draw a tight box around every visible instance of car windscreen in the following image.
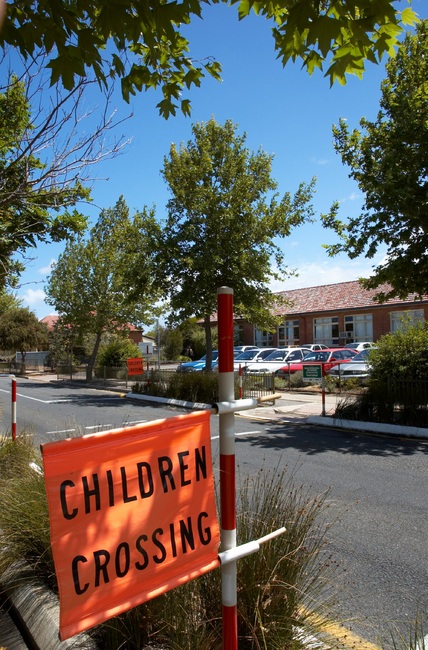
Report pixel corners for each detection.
[256,348,275,359]
[235,351,258,360]
[352,349,371,361]
[303,352,330,362]
[264,351,287,361]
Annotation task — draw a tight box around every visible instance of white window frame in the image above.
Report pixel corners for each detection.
[313,316,339,347]
[278,320,299,347]
[390,309,424,333]
[254,327,273,347]
[344,313,373,342]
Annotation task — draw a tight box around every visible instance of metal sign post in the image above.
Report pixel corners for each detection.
[11,376,16,441]
[217,287,238,649]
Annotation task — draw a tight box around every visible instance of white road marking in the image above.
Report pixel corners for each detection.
[0,389,121,404]
[45,428,76,435]
[211,430,262,440]
[123,420,148,425]
[85,424,113,431]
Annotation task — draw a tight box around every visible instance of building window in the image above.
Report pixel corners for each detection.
[343,313,373,342]
[254,328,273,347]
[390,309,424,333]
[278,320,299,346]
[234,324,244,345]
[313,317,339,346]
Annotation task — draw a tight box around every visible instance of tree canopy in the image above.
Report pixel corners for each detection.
[0,307,49,367]
[0,75,88,288]
[322,20,428,302]
[158,118,315,367]
[45,196,162,379]
[0,63,128,290]
[1,0,418,118]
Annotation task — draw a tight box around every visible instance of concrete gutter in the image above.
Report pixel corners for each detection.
[1,569,96,650]
[308,415,428,439]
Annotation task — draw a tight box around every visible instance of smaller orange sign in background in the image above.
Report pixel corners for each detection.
[127,356,144,375]
[42,410,219,640]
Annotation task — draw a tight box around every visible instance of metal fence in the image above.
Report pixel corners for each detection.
[241,372,276,399]
[54,366,277,401]
[352,377,428,427]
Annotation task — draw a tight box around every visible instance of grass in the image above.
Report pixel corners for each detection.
[0,437,340,649]
[0,437,425,649]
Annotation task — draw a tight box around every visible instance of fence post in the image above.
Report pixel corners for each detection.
[321,364,326,416]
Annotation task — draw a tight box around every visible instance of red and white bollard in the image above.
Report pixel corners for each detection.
[11,376,17,441]
[217,287,238,650]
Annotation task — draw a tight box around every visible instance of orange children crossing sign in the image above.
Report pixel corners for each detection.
[127,356,143,375]
[41,410,220,640]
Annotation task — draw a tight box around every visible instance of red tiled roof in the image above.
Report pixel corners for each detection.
[40,315,58,331]
[39,314,143,332]
[275,280,428,316]
[207,280,428,322]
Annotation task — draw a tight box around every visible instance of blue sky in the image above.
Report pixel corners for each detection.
[15,1,426,321]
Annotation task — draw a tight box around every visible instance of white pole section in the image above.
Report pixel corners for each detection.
[217,286,238,650]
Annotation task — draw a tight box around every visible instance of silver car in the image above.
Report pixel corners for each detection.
[327,348,376,381]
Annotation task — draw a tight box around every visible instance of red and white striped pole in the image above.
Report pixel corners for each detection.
[11,376,17,441]
[217,287,238,650]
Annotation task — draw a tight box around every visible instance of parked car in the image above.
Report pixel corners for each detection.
[245,347,312,374]
[176,350,219,372]
[327,348,376,381]
[276,348,357,377]
[344,341,376,352]
[299,343,329,350]
[232,347,278,372]
[233,346,260,353]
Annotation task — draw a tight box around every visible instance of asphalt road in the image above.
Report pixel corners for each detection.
[0,376,427,647]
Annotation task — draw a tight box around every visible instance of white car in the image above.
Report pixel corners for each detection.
[233,347,278,372]
[245,347,311,374]
[299,343,329,351]
[344,341,376,352]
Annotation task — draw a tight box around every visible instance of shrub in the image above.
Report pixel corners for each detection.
[167,372,219,404]
[164,329,184,361]
[369,321,428,383]
[97,336,142,368]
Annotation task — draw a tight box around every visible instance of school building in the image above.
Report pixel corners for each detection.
[230,280,428,348]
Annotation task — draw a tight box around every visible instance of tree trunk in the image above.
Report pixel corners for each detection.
[20,349,26,376]
[86,331,102,381]
[204,316,213,371]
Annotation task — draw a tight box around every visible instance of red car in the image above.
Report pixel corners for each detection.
[277,348,357,377]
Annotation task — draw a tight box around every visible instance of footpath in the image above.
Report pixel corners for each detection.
[1,376,427,649]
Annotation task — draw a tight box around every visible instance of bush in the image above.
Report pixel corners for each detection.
[334,323,428,426]
[369,321,428,383]
[164,329,184,361]
[165,372,219,404]
[97,336,142,367]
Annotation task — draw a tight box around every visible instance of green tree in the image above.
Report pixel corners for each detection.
[97,335,142,368]
[0,75,88,287]
[370,321,428,383]
[0,65,128,289]
[322,20,428,302]
[1,1,417,118]
[158,118,315,369]
[45,196,162,380]
[0,307,49,372]
[164,329,184,362]
[0,290,21,315]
